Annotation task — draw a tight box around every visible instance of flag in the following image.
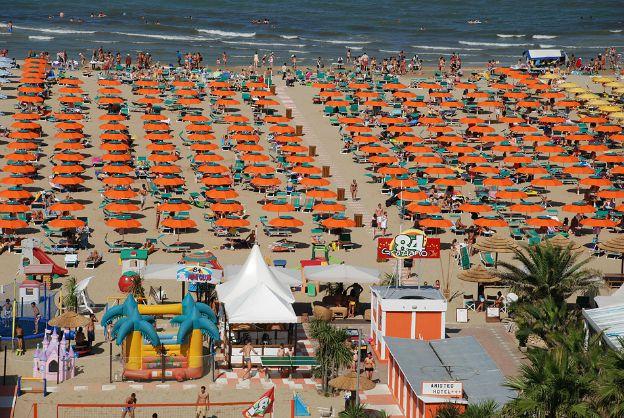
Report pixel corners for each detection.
[242,387,275,417]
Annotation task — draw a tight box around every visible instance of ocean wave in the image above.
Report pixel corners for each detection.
[412,44,483,51]
[288,50,308,54]
[222,40,305,47]
[379,49,400,54]
[0,24,95,34]
[92,40,119,43]
[196,29,255,38]
[28,35,53,41]
[539,44,556,48]
[497,34,525,38]
[532,35,557,39]
[111,31,215,42]
[609,29,623,33]
[459,41,532,47]
[280,35,299,39]
[311,39,371,44]
[346,46,363,50]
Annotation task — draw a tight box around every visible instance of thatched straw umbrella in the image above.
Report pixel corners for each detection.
[48,311,89,328]
[598,236,624,273]
[542,234,584,252]
[457,264,500,284]
[329,371,375,408]
[473,234,518,266]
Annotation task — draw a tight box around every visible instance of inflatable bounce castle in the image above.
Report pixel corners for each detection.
[102,294,219,381]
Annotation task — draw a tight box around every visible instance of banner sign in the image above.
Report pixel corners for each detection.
[176,265,222,284]
[377,229,441,259]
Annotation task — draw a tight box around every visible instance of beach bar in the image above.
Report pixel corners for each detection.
[385,336,513,418]
[370,286,447,361]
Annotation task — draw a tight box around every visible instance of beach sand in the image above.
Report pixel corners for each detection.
[0,62,620,416]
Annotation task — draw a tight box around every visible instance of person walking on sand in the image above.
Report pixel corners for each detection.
[350,179,358,200]
[121,393,137,418]
[379,211,388,237]
[195,386,209,418]
[239,340,258,380]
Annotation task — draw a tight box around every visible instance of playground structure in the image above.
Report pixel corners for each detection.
[20,238,68,287]
[102,293,220,381]
[0,281,54,341]
[33,328,75,383]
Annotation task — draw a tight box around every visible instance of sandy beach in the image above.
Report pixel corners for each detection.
[1,53,623,418]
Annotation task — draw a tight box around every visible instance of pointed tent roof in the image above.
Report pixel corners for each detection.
[216,245,297,323]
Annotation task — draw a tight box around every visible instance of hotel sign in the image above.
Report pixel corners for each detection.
[421,381,463,398]
[377,229,441,259]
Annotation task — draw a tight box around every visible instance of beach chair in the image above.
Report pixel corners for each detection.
[510,228,524,240]
[463,294,476,311]
[159,239,191,253]
[480,252,495,267]
[459,245,471,270]
[64,254,79,268]
[339,232,354,250]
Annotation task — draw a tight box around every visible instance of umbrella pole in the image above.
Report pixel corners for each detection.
[355,328,361,406]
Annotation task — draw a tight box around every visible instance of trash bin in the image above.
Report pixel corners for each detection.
[286,108,292,119]
[306,283,317,297]
[322,165,330,178]
[337,188,345,201]
[308,145,316,157]
[296,125,303,136]
[354,213,363,227]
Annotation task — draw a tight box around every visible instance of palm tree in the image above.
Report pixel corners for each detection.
[435,401,499,418]
[505,345,599,418]
[338,402,367,418]
[62,276,78,312]
[514,296,577,348]
[595,338,624,417]
[309,319,353,393]
[496,243,600,303]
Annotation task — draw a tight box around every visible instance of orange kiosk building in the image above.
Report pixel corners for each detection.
[385,336,513,418]
[370,286,447,361]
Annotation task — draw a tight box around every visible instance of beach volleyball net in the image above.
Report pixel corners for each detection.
[56,402,258,418]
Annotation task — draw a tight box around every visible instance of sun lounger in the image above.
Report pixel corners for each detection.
[85,253,103,269]
[159,239,190,253]
[480,252,495,267]
[64,253,79,268]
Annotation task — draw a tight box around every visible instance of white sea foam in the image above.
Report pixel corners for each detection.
[222,40,305,47]
[288,50,308,54]
[196,29,255,38]
[312,39,371,44]
[92,40,119,43]
[28,35,53,40]
[0,23,95,34]
[532,35,557,39]
[346,46,363,51]
[379,49,400,53]
[539,44,555,48]
[497,34,525,38]
[459,41,532,47]
[112,31,215,42]
[412,45,483,51]
[609,29,623,33]
[280,35,299,39]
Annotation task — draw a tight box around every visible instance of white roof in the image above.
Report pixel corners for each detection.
[216,245,296,323]
[526,49,563,59]
[583,303,624,350]
[595,285,624,308]
[304,264,380,284]
[224,265,301,287]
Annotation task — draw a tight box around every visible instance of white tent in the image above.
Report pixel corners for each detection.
[216,245,296,323]
[303,264,380,284]
[223,265,301,287]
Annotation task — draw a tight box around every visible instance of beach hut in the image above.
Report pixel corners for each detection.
[120,249,148,276]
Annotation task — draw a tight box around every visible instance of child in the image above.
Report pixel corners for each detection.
[15,324,24,355]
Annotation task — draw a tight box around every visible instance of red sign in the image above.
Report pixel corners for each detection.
[377,237,441,259]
